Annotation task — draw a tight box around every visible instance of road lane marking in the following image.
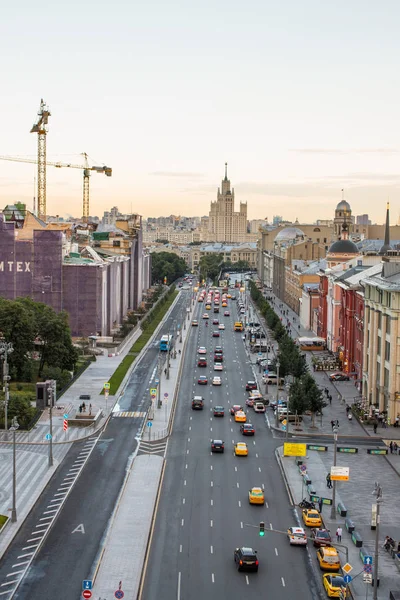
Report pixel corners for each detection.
[211,481,213,487]
[210,545,213,554]
[281,577,285,587]
[238,500,241,507]
[180,545,182,553]
[211,574,215,583]
[6,570,24,577]
[234,466,237,472]
[246,575,249,585]
[184,480,186,486]
[258,467,261,472]
[255,453,258,458]
[185,464,188,469]
[186,449,189,454]
[0,580,18,587]
[181,519,184,526]
[11,561,29,568]
[210,465,213,471]
[182,498,185,504]
[210,520,213,527]
[211,499,213,506]
[16,554,33,560]
[237,482,239,488]
[178,572,181,600]
[241,522,243,529]
[187,438,190,442]
[265,501,269,508]
[270,523,273,529]
[21,545,38,551]
[26,537,42,543]
[275,548,278,556]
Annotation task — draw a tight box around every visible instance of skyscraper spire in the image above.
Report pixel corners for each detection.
[224,162,228,181]
[379,202,391,255]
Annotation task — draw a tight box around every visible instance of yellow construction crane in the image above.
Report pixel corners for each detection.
[30,99,51,221]
[0,153,112,222]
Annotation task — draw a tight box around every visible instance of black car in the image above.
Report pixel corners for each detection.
[213,406,225,417]
[234,547,259,572]
[240,423,255,436]
[192,396,204,410]
[211,439,224,453]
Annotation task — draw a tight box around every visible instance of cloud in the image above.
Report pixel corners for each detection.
[291,148,400,155]
[150,171,205,178]
[291,148,345,154]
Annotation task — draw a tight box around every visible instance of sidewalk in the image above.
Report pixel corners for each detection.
[0,292,183,560]
[278,445,400,599]
[92,296,194,599]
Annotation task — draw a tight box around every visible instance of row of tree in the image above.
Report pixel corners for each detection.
[249,282,325,424]
[151,252,187,284]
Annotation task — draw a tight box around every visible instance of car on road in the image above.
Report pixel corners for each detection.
[198,346,207,355]
[248,487,264,504]
[215,346,223,353]
[323,574,348,597]
[214,363,223,371]
[212,376,222,386]
[246,397,255,407]
[202,313,209,319]
[264,373,284,385]
[240,423,255,436]
[317,547,341,572]
[311,528,332,547]
[211,439,224,453]
[212,330,220,337]
[302,509,322,527]
[234,410,247,423]
[213,406,225,417]
[198,376,208,385]
[230,405,243,415]
[192,396,204,410]
[329,372,350,382]
[234,547,258,572]
[234,442,248,456]
[253,402,266,413]
[198,358,207,367]
[224,310,230,316]
[212,318,219,325]
[218,323,225,330]
[192,320,199,327]
[245,381,258,391]
[287,527,307,546]
[214,353,223,362]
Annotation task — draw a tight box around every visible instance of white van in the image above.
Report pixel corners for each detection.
[264,373,284,385]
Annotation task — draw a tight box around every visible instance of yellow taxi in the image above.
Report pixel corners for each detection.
[234,411,247,423]
[234,442,248,456]
[302,509,322,527]
[222,302,228,307]
[317,547,341,572]
[248,487,264,504]
[227,293,232,298]
[322,574,349,597]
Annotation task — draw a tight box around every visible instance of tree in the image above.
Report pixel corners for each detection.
[151,252,187,284]
[288,379,308,426]
[199,254,224,281]
[301,373,326,427]
[0,299,36,379]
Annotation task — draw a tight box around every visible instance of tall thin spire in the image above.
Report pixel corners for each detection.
[379,202,391,255]
[341,188,344,201]
[224,162,228,181]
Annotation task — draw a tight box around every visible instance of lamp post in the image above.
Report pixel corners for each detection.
[0,339,13,440]
[48,380,56,467]
[9,416,19,522]
[275,359,281,428]
[330,426,338,519]
[372,482,383,599]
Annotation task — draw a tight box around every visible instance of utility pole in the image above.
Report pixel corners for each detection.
[0,338,13,440]
[10,416,19,522]
[330,426,338,519]
[48,380,56,467]
[274,359,281,428]
[372,482,382,599]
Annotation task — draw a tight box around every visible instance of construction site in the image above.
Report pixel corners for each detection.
[0,100,151,338]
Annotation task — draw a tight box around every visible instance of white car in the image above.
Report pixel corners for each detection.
[253,402,266,413]
[218,324,225,330]
[198,347,207,355]
[202,313,209,319]
[214,363,223,371]
[287,527,307,546]
[212,376,222,386]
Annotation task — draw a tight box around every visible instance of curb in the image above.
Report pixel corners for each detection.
[274,447,295,506]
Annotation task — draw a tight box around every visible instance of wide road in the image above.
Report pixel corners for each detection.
[0,289,191,600]
[141,292,321,600]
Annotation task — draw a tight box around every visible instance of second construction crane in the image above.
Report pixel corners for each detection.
[0,152,112,223]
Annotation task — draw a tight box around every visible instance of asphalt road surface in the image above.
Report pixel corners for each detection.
[0,290,191,600]
[141,294,322,600]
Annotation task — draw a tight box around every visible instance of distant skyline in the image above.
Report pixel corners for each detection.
[1,1,399,225]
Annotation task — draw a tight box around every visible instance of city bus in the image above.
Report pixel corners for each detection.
[160,334,173,351]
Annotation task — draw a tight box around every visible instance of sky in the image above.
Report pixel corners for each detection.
[1,0,400,224]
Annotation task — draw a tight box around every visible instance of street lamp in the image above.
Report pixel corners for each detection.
[275,359,281,428]
[330,426,338,519]
[9,416,19,522]
[0,339,13,440]
[372,482,383,599]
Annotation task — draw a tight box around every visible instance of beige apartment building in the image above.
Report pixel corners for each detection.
[208,164,248,243]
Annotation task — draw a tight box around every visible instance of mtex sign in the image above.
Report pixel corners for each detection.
[284,443,307,457]
[330,466,349,481]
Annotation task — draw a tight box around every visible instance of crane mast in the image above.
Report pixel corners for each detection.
[30,99,51,221]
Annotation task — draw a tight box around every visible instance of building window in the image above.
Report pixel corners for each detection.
[384,368,389,388]
[386,318,391,335]
[378,312,382,329]
[377,336,381,355]
[385,341,390,362]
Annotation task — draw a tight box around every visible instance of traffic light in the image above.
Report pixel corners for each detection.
[259,521,265,536]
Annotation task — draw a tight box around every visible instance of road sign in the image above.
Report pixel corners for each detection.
[363,573,372,583]
[282,425,286,431]
[330,466,350,481]
[281,419,287,426]
[284,443,307,457]
[82,580,93,590]
[104,390,109,398]
[63,419,68,432]
[63,413,69,419]
[363,555,373,565]
[364,564,372,574]
[342,563,353,574]
[147,421,153,427]
[151,394,156,400]
[150,388,157,396]
[343,574,352,583]
[300,464,307,472]
[155,378,159,384]
[45,433,52,441]
[104,382,110,390]
[115,591,124,599]
[82,591,92,599]
[164,392,169,398]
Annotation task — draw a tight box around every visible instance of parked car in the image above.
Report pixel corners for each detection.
[329,372,350,382]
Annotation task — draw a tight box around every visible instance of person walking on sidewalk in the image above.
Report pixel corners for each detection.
[336,527,342,542]
[328,394,332,405]
[326,473,332,489]
[373,421,378,434]
[390,441,394,454]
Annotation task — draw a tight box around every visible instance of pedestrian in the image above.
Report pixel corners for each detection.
[394,442,398,454]
[318,497,323,513]
[82,402,86,412]
[390,441,394,454]
[164,368,167,375]
[325,388,329,397]
[383,418,387,429]
[79,404,82,414]
[313,363,316,372]
[326,473,332,489]
[335,419,340,428]
[396,415,399,428]
[329,394,332,405]
[330,420,335,431]
[346,405,350,415]
[89,403,92,416]
[373,422,378,434]
[336,527,342,542]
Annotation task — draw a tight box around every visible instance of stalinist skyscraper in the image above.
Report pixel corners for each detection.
[208,164,248,242]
